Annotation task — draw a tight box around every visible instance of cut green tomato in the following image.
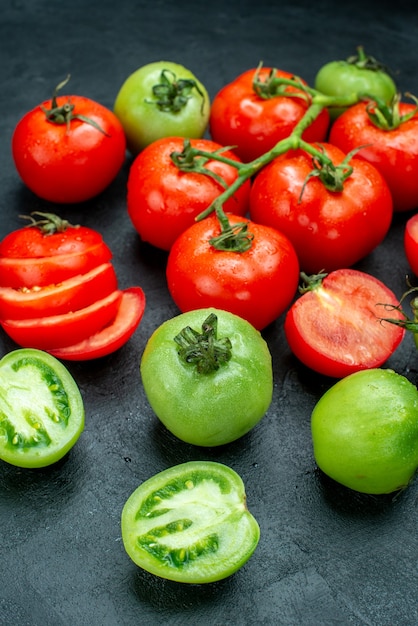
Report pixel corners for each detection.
[0,241,112,288]
[0,348,84,468]
[48,287,146,361]
[0,262,118,320]
[1,290,122,350]
[121,461,260,584]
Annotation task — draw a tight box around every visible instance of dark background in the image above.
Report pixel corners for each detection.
[1,1,418,624]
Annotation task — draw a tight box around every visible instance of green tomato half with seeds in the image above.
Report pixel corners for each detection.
[311,368,418,494]
[121,460,260,583]
[140,308,273,447]
[0,348,84,468]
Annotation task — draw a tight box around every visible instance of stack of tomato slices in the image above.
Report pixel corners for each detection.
[0,213,146,360]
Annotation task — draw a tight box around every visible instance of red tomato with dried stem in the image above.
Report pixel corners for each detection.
[209,67,330,163]
[329,99,418,212]
[249,143,393,274]
[404,213,418,276]
[166,213,299,330]
[127,137,251,251]
[0,213,146,359]
[284,269,405,378]
[12,77,126,204]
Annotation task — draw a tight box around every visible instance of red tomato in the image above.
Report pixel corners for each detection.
[249,143,393,274]
[127,137,251,251]
[12,91,126,204]
[209,67,330,163]
[166,213,299,330]
[48,287,146,361]
[329,100,418,212]
[0,215,113,288]
[284,269,405,378]
[0,262,117,319]
[404,213,418,276]
[1,290,123,350]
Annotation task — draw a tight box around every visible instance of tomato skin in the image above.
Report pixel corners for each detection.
[114,61,210,155]
[249,143,393,274]
[121,461,260,583]
[127,137,250,251]
[404,213,418,276]
[329,101,418,212]
[284,269,405,378]
[12,95,126,203]
[209,67,330,163]
[0,262,117,320]
[0,348,84,468]
[1,289,123,350]
[311,369,418,494]
[140,308,273,446]
[49,287,146,361]
[166,214,299,330]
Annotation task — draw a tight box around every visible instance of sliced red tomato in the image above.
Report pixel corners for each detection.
[404,213,418,277]
[284,269,405,378]
[0,262,117,320]
[1,289,123,350]
[0,242,112,289]
[48,287,146,360]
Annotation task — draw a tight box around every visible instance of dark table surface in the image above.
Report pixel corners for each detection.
[1,1,418,625]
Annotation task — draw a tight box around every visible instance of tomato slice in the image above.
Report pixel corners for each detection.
[0,348,84,468]
[0,262,118,320]
[121,461,260,584]
[48,287,146,360]
[284,269,405,378]
[1,289,123,350]
[0,241,112,288]
[404,213,418,277]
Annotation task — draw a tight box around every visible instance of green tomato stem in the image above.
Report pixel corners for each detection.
[174,313,232,374]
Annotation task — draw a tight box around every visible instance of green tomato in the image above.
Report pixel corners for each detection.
[140,308,273,446]
[113,61,210,155]
[314,46,397,119]
[311,368,418,494]
[121,460,260,583]
[0,348,84,468]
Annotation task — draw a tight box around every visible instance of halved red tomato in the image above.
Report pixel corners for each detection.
[0,262,117,320]
[284,269,405,378]
[48,287,146,360]
[1,289,123,350]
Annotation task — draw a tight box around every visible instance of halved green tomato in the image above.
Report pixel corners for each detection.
[0,348,84,468]
[121,461,260,583]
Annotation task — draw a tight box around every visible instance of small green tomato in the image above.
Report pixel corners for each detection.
[140,308,273,446]
[311,368,418,494]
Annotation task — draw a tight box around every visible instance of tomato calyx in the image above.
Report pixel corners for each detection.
[208,209,254,253]
[346,45,392,73]
[252,63,310,104]
[298,271,328,293]
[40,74,109,135]
[19,211,76,236]
[170,138,238,189]
[378,283,418,335]
[174,312,232,374]
[299,145,362,199]
[365,92,418,131]
[147,68,207,114]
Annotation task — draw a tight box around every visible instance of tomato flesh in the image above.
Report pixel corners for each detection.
[284,269,405,378]
[121,461,260,583]
[1,289,123,350]
[404,213,418,277]
[0,262,117,320]
[49,287,146,360]
[0,349,84,468]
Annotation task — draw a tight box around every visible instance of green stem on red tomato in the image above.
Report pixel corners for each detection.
[19,211,76,235]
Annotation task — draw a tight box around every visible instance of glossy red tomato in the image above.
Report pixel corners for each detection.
[329,100,418,212]
[49,287,146,361]
[12,85,126,203]
[127,137,251,251]
[209,67,330,163]
[0,262,117,319]
[166,213,299,330]
[284,269,405,378]
[0,214,112,288]
[249,143,393,274]
[405,213,418,276]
